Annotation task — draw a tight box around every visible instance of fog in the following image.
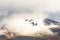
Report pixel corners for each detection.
[0,0,59,39]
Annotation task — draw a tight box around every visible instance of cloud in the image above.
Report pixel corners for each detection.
[0,0,60,38]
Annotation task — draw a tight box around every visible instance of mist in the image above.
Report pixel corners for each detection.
[0,0,60,39]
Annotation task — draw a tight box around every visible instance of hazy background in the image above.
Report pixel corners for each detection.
[0,0,59,40]
[0,0,59,22]
[0,0,60,34]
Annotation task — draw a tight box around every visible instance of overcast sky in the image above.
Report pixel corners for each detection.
[0,0,60,22]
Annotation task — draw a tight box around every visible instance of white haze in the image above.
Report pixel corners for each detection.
[0,0,59,38]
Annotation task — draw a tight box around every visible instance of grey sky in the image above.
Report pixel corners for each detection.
[0,0,60,22]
